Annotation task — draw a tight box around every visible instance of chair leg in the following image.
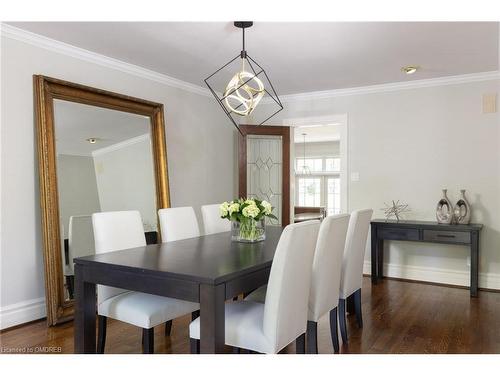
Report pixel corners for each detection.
[346,293,355,314]
[296,333,305,354]
[339,299,348,344]
[329,307,340,353]
[306,321,318,354]
[191,310,200,321]
[142,328,154,354]
[66,276,75,300]
[165,320,172,336]
[97,315,107,354]
[354,288,363,328]
[190,338,200,354]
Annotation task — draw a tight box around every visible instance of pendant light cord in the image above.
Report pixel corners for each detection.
[242,27,245,53]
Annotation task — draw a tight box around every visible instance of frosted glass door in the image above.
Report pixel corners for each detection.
[246,135,282,225]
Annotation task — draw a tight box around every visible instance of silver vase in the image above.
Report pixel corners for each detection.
[453,189,471,224]
[436,189,453,224]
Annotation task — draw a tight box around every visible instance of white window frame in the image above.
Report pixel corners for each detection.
[295,156,341,215]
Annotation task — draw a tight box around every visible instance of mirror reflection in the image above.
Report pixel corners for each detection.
[54,100,157,300]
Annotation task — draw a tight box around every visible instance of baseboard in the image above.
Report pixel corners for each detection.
[0,298,46,330]
[363,261,500,291]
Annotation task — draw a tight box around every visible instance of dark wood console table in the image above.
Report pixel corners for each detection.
[370,219,483,297]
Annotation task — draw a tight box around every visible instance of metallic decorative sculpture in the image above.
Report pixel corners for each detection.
[381,200,410,221]
[436,189,454,224]
[453,189,471,224]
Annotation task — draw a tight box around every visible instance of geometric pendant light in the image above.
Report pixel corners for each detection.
[204,21,283,134]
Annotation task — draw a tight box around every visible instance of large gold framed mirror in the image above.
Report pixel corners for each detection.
[34,76,170,325]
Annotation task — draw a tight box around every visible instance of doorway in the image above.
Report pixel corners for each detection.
[285,115,348,221]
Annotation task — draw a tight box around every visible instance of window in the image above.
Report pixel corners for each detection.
[296,158,323,173]
[297,177,321,206]
[325,157,340,172]
[295,156,341,215]
[327,177,341,215]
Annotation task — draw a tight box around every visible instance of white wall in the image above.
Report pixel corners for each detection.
[264,78,500,288]
[57,154,101,237]
[0,33,236,328]
[93,137,157,231]
[294,140,340,158]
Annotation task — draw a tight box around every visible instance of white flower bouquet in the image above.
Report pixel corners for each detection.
[220,198,277,242]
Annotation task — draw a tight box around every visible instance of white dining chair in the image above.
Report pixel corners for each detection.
[245,214,351,354]
[158,207,200,242]
[189,220,320,354]
[92,210,199,354]
[158,206,201,333]
[201,204,231,235]
[338,209,373,343]
[60,221,73,299]
[68,215,95,274]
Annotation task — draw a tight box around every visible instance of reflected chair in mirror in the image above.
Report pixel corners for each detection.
[92,210,199,354]
[189,221,320,354]
[201,204,231,235]
[158,207,200,242]
[63,215,96,299]
[338,209,373,344]
[60,222,74,299]
[245,214,350,353]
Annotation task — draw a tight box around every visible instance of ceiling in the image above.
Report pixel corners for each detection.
[9,22,499,95]
[54,100,150,156]
[294,124,340,143]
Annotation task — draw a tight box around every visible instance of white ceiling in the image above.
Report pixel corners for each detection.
[9,22,499,95]
[54,100,150,156]
[294,124,340,143]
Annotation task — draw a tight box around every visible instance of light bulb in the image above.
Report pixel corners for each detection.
[224,68,264,116]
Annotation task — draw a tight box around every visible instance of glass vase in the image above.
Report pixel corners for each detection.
[231,218,266,243]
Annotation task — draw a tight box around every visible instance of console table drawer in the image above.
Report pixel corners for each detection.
[423,230,470,244]
[378,227,419,241]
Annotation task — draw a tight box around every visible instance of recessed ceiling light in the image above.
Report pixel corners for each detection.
[401,66,419,75]
[86,138,98,144]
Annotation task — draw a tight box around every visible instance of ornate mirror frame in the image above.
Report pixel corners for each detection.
[33,75,171,325]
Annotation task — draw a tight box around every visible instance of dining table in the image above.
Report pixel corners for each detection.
[73,225,283,354]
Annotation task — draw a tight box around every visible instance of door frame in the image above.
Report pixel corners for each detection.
[283,114,349,215]
[238,125,291,226]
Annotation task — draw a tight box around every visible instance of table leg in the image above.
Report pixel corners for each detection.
[470,231,479,298]
[200,283,225,353]
[74,264,96,353]
[377,239,384,281]
[371,227,378,284]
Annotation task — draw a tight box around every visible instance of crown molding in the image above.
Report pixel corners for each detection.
[91,133,150,157]
[2,24,498,104]
[275,71,500,103]
[0,23,212,98]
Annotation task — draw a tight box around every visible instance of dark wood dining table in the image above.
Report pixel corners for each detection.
[74,226,283,354]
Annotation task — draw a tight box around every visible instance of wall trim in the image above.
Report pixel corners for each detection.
[2,24,498,105]
[0,297,46,330]
[91,133,150,157]
[274,71,500,103]
[363,261,500,291]
[0,23,212,98]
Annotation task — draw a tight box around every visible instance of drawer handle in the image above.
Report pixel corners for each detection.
[436,234,456,238]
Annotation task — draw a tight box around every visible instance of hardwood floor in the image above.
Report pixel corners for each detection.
[1,277,499,354]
